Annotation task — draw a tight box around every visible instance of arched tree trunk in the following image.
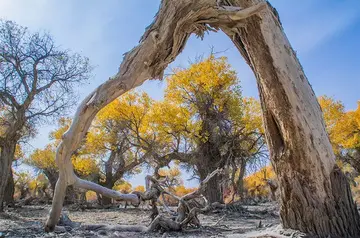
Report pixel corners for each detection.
[45,1,360,236]
[221,0,360,236]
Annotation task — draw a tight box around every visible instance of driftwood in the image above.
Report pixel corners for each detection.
[81,169,222,233]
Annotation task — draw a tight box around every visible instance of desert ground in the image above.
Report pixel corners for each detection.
[0,202,311,238]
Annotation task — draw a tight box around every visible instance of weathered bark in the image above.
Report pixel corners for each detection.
[0,142,16,211]
[4,169,15,206]
[45,0,359,236]
[236,161,247,199]
[266,179,278,201]
[198,166,223,203]
[221,0,360,236]
[64,186,77,205]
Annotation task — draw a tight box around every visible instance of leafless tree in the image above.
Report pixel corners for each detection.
[0,20,92,210]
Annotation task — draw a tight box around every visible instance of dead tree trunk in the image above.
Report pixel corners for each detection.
[221,0,360,236]
[45,1,360,236]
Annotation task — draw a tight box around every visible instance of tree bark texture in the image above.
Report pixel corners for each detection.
[197,164,223,203]
[0,142,16,211]
[222,0,360,236]
[45,0,360,236]
[4,169,15,206]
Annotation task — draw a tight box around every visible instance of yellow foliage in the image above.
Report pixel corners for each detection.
[114,181,132,194]
[71,156,99,177]
[29,143,99,178]
[14,144,24,160]
[150,100,193,144]
[319,96,360,153]
[244,166,275,197]
[242,97,263,133]
[173,185,196,197]
[29,144,57,170]
[87,91,154,155]
[134,185,145,192]
[28,179,38,191]
[165,55,239,108]
[163,55,263,147]
[165,56,243,124]
[158,167,181,178]
[49,117,72,144]
[86,191,98,201]
[162,185,197,206]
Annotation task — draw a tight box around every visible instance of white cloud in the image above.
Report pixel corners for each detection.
[281,2,360,53]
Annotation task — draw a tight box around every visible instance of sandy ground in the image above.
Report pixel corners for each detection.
[0,202,307,238]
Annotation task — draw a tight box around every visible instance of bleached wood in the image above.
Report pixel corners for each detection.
[74,178,139,203]
[45,0,360,236]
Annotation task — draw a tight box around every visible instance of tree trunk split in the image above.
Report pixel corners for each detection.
[44,0,360,237]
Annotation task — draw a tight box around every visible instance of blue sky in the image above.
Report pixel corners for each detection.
[1,0,359,187]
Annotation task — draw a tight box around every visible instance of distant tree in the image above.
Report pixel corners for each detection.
[156,56,266,203]
[85,92,153,205]
[133,185,145,193]
[243,166,275,200]
[0,20,92,210]
[157,167,197,206]
[14,171,32,199]
[113,181,132,194]
[28,173,51,200]
[319,96,360,174]
[28,118,99,203]
[158,167,182,189]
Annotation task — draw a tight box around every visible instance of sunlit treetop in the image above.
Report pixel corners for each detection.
[241,97,263,134]
[29,144,57,170]
[319,96,360,152]
[87,91,154,154]
[165,56,241,118]
[29,143,99,178]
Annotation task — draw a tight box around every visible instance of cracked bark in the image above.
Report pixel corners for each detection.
[44,0,360,236]
[223,0,360,236]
